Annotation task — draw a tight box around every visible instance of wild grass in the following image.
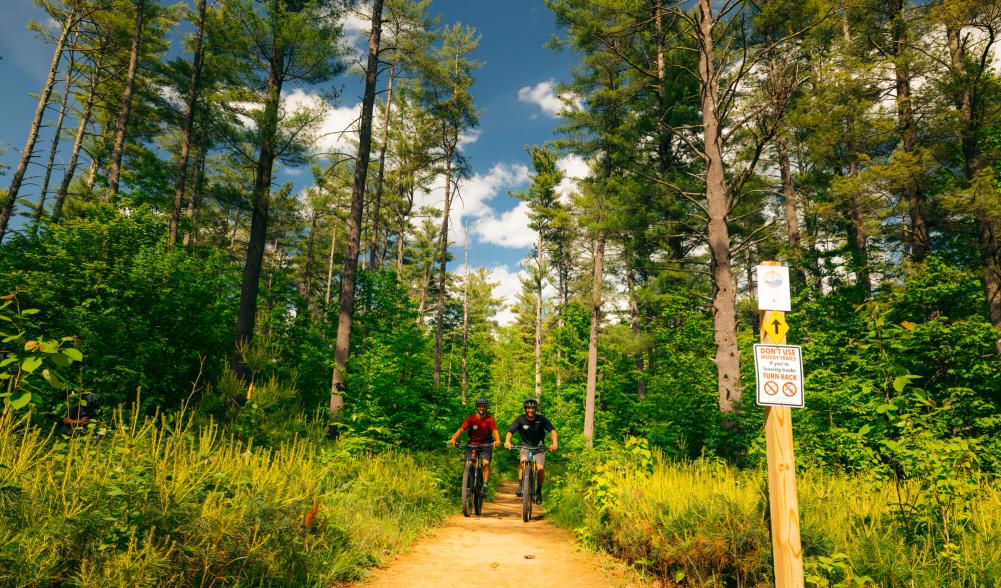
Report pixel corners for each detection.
[0,405,451,587]
[549,450,1001,587]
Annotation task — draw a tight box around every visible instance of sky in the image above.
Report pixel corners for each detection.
[0,0,588,323]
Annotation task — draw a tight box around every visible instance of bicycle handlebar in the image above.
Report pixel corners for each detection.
[508,444,551,451]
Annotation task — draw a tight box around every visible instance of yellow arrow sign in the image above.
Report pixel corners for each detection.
[763,310,789,343]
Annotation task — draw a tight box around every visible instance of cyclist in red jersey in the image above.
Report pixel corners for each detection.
[448,397,501,484]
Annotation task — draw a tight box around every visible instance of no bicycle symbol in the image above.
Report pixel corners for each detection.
[753,344,804,408]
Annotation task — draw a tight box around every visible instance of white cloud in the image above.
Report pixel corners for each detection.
[473,201,535,248]
[517,80,581,118]
[415,162,530,248]
[484,265,523,326]
[281,89,361,154]
[555,153,588,201]
[458,129,481,149]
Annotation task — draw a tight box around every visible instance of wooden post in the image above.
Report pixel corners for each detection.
[760,260,804,587]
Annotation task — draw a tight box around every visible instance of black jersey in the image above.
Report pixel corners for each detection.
[507,414,555,446]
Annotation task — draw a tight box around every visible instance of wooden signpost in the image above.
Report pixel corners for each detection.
[756,261,804,587]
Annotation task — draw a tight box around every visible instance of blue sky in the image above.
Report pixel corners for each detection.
[0,0,585,313]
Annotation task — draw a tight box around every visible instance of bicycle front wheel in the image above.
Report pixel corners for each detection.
[461,461,473,517]
[474,464,484,516]
[521,466,533,522]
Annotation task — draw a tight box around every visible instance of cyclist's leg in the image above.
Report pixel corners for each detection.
[481,446,493,483]
[535,452,546,500]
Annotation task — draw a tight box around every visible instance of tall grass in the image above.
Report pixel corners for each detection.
[0,406,450,587]
[549,450,1001,587]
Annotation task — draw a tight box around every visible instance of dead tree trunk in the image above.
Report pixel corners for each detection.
[32,44,77,238]
[697,0,742,414]
[169,0,207,249]
[53,51,101,224]
[0,4,77,241]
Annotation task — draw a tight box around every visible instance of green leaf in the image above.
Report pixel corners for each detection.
[20,309,40,316]
[40,340,59,353]
[0,357,17,368]
[858,424,871,436]
[21,356,42,374]
[41,369,64,389]
[62,348,83,362]
[49,354,71,368]
[9,392,31,410]
[893,374,921,393]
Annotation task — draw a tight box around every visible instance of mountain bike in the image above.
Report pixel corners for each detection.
[510,444,547,522]
[460,443,491,517]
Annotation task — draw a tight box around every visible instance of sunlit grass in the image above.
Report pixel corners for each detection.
[550,450,1001,587]
[0,406,451,587]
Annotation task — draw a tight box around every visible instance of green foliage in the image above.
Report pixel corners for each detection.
[0,293,83,411]
[0,203,237,416]
[0,405,450,586]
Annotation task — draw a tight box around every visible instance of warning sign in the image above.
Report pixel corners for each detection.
[754,344,804,408]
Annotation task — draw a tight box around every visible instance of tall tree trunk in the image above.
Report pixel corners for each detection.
[698,0,742,414]
[777,139,803,274]
[32,46,77,238]
[845,160,872,293]
[583,231,605,449]
[946,24,1001,328]
[302,207,319,311]
[0,4,77,241]
[231,45,285,381]
[329,0,385,433]
[182,144,206,247]
[53,51,101,224]
[627,271,647,400]
[433,148,455,389]
[654,0,685,262]
[368,65,395,269]
[534,232,543,401]
[889,0,928,261]
[169,0,207,249]
[107,0,146,199]
[325,219,338,306]
[461,225,469,405]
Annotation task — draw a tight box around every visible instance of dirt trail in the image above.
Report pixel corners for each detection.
[354,482,640,587]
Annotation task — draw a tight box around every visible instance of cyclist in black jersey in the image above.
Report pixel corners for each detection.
[504,398,557,503]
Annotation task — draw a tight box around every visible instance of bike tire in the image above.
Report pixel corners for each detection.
[461,461,473,517]
[474,463,484,516]
[522,465,533,522]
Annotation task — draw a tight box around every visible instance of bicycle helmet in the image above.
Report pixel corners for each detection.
[523,398,539,410]
[475,397,489,406]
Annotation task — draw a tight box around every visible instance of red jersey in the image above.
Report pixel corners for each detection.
[459,413,497,444]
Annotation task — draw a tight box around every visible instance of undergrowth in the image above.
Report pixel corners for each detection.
[0,405,451,587]
[548,441,1001,587]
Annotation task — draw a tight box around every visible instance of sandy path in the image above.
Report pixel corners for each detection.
[353,482,640,587]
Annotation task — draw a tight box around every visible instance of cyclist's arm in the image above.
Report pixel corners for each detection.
[492,427,501,447]
[549,429,558,451]
[504,431,514,449]
[448,417,470,447]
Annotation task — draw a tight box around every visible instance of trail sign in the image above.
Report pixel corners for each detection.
[756,265,791,311]
[763,310,789,343]
[754,344,804,408]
